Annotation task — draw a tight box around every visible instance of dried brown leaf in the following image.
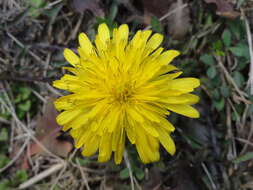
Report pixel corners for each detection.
[72,0,104,17]
[170,161,201,190]
[204,0,240,19]
[142,167,162,190]
[167,0,191,40]
[21,100,72,169]
[142,0,172,18]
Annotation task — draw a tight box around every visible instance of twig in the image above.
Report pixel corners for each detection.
[43,53,52,77]
[76,158,91,190]
[124,151,135,190]
[226,103,236,161]
[214,55,249,101]
[0,72,55,83]
[50,162,67,190]
[19,162,66,189]
[6,32,45,65]
[68,13,84,41]
[0,137,30,173]
[0,116,10,124]
[240,116,253,155]
[235,136,253,148]
[201,162,217,190]
[0,91,63,161]
[45,0,63,9]
[46,83,63,96]
[144,3,188,30]
[133,177,142,190]
[31,89,46,103]
[242,9,253,95]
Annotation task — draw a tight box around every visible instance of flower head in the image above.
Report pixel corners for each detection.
[53,23,200,164]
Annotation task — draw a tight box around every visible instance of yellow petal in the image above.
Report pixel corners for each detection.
[63,48,80,67]
[158,50,180,65]
[98,23,110,44]
[67,113,89,129]
[105,107,120,132]
[136,105,162,123]
[114,128,125,164]
[56,109,82,125]
[127,107,144,123]
[62,124,72,132]
[146,33,164,52]
[168,78,200,93]
[154,65,179,77]
[70,128,82,139]
[125,124,136,144]
[98,133,112,162]
[112,123,121,151]
[75,129,91,148]
[78,33,93,55]
[157,128,176,155]
[141,122,159,137]
[118,24,129,41]
[166,104,200,118]
[135,128,159,163]
[142,30,152,42]
[82,135,99,156]
[164,94,200,104]
[159,118,175,132]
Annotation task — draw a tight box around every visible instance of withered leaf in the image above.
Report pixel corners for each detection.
[167,0,191,40]
[72,0,104,17]
[204,0,240,19]
[22,100,72,169]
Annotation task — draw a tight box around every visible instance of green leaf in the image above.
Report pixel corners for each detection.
[18,100,31,112]
[0,155,10,168]
[0,128,8,141]
[233,152,253,164]
[76,158,91,166]
[120,168,129,179]
[228,18,244,40]
[222,29,232,47]
[200,54,214,65]
[134,167,145,180]
[30,0,45,8]
[206,66,217,79]
[220,85,230,98]
[28,0,46,17]
[151,16,163,33]
[14,94,22,103]
[19,87,31,100]
[0,179,11,190]
[213,98,225,111]
[232,71,245,88]
[248,104,253,116]
[44,4,63,25]
[13,170,28,185]
[212,89,220,99]
[182,134,203,149]
[229,43,250,59]
[237,0,247,7]
[212,40,223,51]
[109,1,118,22]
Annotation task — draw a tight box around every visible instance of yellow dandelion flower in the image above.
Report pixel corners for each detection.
[53,23,200,164]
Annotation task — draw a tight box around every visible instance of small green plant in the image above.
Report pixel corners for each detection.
[0,170,28,189]
[12,85,38,119]
[200,18,249,114]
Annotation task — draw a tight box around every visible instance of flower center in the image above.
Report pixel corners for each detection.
[111,83,134,103]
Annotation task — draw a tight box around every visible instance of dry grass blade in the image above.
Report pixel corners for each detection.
[242,9,253,95]
[144,3,188,30]
[18,162,66,189]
